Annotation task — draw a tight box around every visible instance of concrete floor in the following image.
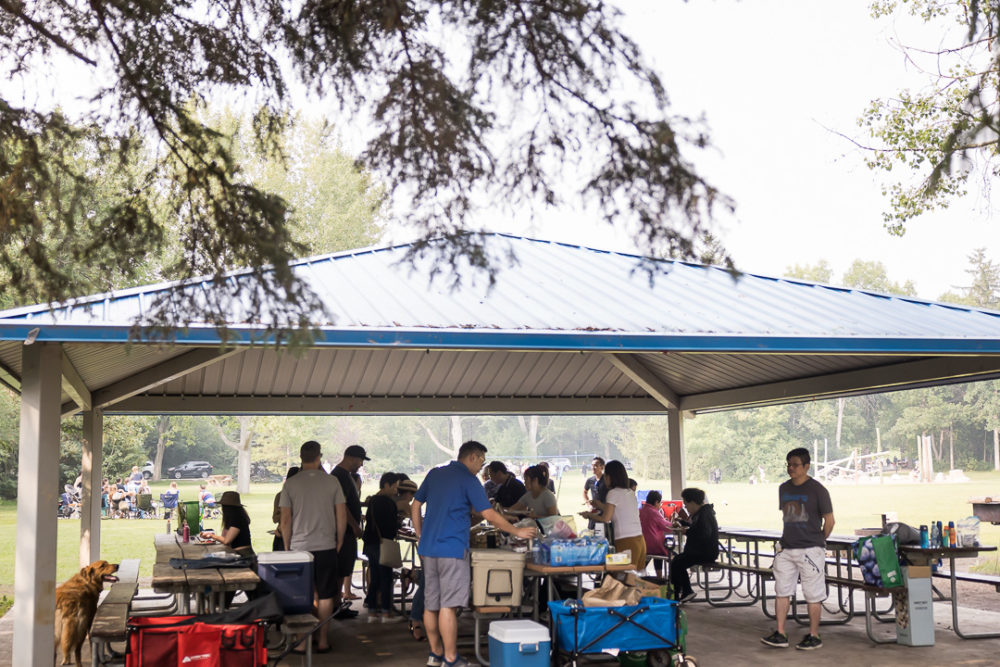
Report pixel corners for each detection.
[3,586,999,665]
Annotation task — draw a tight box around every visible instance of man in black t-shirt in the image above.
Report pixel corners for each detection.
[761,447,834,652]
[583,457,607,529]
[486,461,526,508]
[331,444,370,618]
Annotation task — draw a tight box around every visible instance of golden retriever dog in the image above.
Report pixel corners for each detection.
[54,559,119,667]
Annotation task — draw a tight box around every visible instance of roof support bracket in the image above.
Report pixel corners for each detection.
[61,348,91,412]
[93,347,245,410]
[603,353,679,410]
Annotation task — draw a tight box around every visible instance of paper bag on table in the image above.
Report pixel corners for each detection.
[582,575,643,607]
[622,572,668,599]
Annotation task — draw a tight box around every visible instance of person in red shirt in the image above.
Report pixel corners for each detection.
[639,491,673,577]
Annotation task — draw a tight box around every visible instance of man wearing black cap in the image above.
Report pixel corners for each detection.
[330,444,370,618]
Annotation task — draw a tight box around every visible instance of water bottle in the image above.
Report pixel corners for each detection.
[930,521,941,548]
[166,519,171,534]
[183,523,190,543]
[948,521,956,547]
[919,525,929,548]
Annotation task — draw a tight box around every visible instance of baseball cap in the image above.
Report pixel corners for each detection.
[344,445,371,461]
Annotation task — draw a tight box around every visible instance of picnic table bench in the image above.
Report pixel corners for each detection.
[90,559,140,667]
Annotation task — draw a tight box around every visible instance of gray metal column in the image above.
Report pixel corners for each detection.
[81,408,103,565]
[667,407,686,499]
[13,342,62,666]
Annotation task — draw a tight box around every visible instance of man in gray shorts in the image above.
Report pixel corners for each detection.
[280,440,347,654]
[761,447,834,651]
[412,440,537,667]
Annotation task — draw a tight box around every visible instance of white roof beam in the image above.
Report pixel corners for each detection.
[603,353,679,409]
[93,347,244,409]
[60,348,91,411]
[0,358,20,393]
[682,355,1000,413]
[106,395,666,415]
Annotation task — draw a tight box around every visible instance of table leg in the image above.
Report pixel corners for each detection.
[948,555,1000,639]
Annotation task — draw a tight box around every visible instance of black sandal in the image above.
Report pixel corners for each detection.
[409,620,426,641]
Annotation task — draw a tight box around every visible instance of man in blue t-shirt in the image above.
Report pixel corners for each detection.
[412,441,537,667]
[761,447,835,652]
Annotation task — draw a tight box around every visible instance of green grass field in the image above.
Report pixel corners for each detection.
[1,470,998,605]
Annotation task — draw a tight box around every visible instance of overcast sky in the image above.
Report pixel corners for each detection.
[488,1,999,301]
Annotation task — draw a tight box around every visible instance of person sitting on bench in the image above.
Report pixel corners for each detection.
[669,487,719,603]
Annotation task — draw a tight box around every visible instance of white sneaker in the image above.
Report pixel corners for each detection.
[381,614,405,623]
[426,653,445,667]
[367,613,380,624]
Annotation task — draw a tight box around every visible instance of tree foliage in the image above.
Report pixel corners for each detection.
[0,0,729,337]
[860,0,1000,232]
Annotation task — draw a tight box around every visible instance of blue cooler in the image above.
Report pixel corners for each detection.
[256,551,314,614]
[488,620,550,667]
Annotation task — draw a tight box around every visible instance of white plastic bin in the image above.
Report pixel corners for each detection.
[488,620,550,667]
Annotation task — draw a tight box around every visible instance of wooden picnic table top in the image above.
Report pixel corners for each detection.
[151,533,259,595]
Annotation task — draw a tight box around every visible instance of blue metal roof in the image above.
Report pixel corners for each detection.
[1,233,999,353]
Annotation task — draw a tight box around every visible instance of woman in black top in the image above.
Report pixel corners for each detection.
[669,487,719,603]
[363,472,402,622]
[201,491,252,553]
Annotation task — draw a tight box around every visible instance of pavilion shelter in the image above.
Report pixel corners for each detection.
[2,234,1000,664]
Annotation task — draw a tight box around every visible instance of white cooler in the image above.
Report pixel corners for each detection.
[257,551,314,614]
[471,549,527,606]
[488,620,550,667]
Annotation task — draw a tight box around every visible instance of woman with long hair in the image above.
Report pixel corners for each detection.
[579,460,646,567]
[201,491,252,553]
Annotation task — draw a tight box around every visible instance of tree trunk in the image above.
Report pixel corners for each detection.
[949,427,954,471]
[994,429,999,471]
[420,417,462,461]
[217,416,254,495]
[153,415,170,482]
[932,430,943,461]
[835,398,844,455]
[517,416,546,459]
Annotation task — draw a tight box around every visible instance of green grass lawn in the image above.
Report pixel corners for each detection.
[1,470,998,604]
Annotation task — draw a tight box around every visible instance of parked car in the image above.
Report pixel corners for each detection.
[165,460,214,479]
[141,460,155,479]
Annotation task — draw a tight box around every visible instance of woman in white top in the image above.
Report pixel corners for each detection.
[579,460,646,567]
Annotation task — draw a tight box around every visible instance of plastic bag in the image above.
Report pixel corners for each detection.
[853,534,902,588]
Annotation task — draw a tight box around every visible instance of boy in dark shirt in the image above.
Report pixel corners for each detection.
[761,447,835,651]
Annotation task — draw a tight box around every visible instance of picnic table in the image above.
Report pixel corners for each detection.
[899,544,999,640]
[152,532,259,614]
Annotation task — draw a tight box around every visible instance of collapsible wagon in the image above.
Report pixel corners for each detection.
[548,596,696,666]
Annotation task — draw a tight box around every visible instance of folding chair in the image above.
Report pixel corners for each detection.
[160,492,179,520]
[136,493,156,519]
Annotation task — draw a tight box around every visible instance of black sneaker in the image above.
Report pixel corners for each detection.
[760,630,789,648]
[795,634,823,650]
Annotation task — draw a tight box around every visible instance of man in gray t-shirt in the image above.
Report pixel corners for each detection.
[280,441,346,652]
[762,447,834,652]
